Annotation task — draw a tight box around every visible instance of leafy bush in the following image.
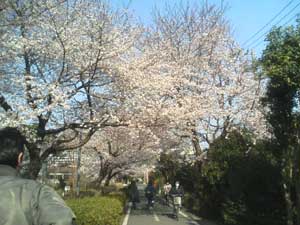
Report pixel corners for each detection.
[204,132,286,225]
[222,199,246,225]
[108,192,127,206]
[100,185,119,194]
[79,189,100,197]
[157,130,286,225]
[66,195,124,225]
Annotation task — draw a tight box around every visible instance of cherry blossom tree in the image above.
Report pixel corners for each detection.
[0,0,267,179]
[81,127,159,186]
[124,2,266,158]
[0,0,141,178]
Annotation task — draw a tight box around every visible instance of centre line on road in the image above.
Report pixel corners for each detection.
[122,202,132,225]
[153,212,160,222]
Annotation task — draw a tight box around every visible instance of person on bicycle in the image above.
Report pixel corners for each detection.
[170,181,184,198]
[145,180,155,209]
[163,181,172,205]
[170,181,184,219]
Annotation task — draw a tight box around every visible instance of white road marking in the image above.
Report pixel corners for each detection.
[122,202,132,225]
[190,214,202,220]
[179,211,188,218]
[179,210,201,224]
[189,222,199,225]
[153,212,160,222]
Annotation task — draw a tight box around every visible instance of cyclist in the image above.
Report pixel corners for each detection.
[163,181,172,205]
[170,181,184,220]
[145,180,155,209]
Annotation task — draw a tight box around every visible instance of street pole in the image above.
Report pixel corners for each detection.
[76,132,82,197]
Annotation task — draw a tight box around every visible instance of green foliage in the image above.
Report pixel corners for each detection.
[261,22,300,148]
[100,185,120,195]
[162,131,286,224]
[262,24,300,87]
[66,195,125,225]
[107,192,127,206]
[221,199,246,225]
[207,132,285,225]
[157,152,180,183]
[261,19,300,225]
[78,189,101,198]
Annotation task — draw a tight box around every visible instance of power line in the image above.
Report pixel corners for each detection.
[242,0,295,46]
[251,13,299,50]
[281,11,300,27]
[246,1,300,49]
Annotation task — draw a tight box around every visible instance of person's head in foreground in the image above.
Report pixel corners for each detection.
[0,127,76,225]
[0,127,25,169]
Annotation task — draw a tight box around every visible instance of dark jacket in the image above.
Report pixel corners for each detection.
[0,165,76,225]
[145,184,155,198]
[128,182,139,202]
[170,186,184,197]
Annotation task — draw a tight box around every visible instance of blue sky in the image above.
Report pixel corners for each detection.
[111,0,300,56]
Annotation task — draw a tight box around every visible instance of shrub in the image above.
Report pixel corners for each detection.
[158,131,286,225]
[222,199,246,225]
[66,195,124,225]
[100,185,118,194]
[79,189,100,197]
[108,192,127,206]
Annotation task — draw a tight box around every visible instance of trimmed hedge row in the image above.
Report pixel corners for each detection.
[66,195,125,225]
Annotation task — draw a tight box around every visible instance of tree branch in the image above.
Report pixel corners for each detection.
[0,94,12,111]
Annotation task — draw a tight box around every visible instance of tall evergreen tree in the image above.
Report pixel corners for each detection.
[261,20,300,225]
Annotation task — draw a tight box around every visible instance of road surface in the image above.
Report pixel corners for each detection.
[122,184,218,225]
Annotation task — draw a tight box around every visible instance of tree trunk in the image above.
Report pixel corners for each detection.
[104,170,113,186]
[96,175,106,188]
[28,156,42,179]
[104,178,111,186]
[104,170,120,187]
[295,169,300,225]
[294,138,300,225]
[283,182,294,225]
[191,128,202,157]
[282,158,294,225]
[96,162,109,188]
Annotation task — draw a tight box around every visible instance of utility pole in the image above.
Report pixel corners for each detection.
[76,132,82,197]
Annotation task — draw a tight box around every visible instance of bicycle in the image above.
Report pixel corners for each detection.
[164,193,170,205]
[172,194,182,220]
[146,196,154,210]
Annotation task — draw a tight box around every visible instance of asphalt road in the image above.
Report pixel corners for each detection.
[123,184,217,225]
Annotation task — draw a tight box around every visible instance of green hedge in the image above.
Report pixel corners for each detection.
[66,195,124,225]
